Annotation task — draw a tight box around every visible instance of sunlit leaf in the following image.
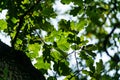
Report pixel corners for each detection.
[51,51,62,62]
[27,43,40,58]
[57,38,70,51]
[64,74,79,80]
[55,47,67,58]
[0,19,7,30]
[11,17,19,23]
[22,0,29,4]
[71,20,86,31]
[16,38,22,44]
[35,57,50,70]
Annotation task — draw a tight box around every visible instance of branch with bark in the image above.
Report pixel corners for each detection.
[103,23,119,62]
[12,0,41,49]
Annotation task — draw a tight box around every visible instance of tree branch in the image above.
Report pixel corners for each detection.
[103,0,119,59]
[103,24,118,60]
[12,0,41,49]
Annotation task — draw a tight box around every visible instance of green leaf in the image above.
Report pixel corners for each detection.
[42,44,52,63]
[35,57,50,70]
[16,38,22,44]
[11,17,18,23]
[85,50,96,58]
[70,6,82,16]
[86,0,93,4]
[33,11,39,17]
[71,44,80,50]
[27,43,40,59]
[101,75,112,80]
[0,19,7,30]
[57,39,70,51]
[85,44,97,51]
[96,59,104,74]
[58,19,71,31]
[55,47,67,58]
[82,70,93,76]
[42,21,55,32]
[86,57,94,66]
[91,77,97,80]
[79,50,88,60]
[54,60,71,76]
[73,0,83,6]
[47,76,57,80]
[22,0,29,4]
[42,5,56,18]
[61,0,72,4]
[64,74,79,80]
[71,20,86,31]
[86,56,95,72]
[59,61,71,75]
[51,51,62,61]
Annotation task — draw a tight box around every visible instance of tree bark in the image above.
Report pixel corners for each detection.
[0,40,45,80]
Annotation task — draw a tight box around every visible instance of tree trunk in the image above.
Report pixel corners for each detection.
[0,41,45,80]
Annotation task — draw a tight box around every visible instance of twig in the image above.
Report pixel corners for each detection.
[103,24,117,60]
[34,30,45,44]
[103,0,119,61]
[74,50,79,69]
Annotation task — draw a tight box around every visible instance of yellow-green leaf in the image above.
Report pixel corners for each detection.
[0,19,7,30]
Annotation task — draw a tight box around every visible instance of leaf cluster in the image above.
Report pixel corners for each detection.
[0,0,120,80]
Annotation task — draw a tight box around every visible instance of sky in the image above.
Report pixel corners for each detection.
[0,9,11,46]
